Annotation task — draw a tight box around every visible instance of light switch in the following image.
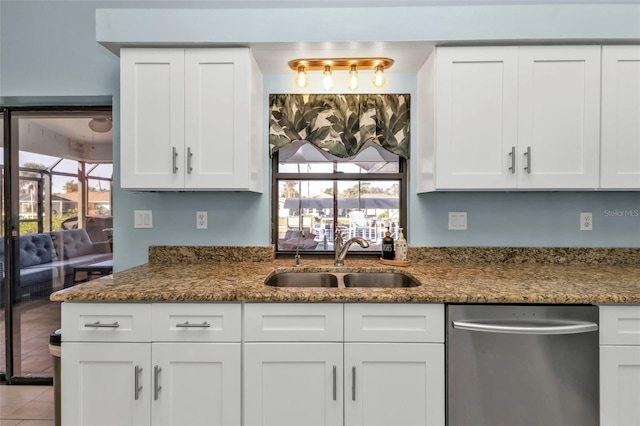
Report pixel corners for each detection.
[134,210,153,228]
[448,212,467,230]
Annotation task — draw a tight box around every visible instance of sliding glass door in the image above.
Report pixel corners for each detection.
[1,106,112,383]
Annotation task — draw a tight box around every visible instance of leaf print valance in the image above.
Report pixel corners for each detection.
[269,94,410,159]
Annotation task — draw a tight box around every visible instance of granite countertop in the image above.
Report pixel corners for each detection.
[50,246,640,304]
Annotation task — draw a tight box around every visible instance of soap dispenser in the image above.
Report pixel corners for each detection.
[395,228,408,262]
[381,228,395,260]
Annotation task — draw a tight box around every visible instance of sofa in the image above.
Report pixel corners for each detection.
[0,228,112,304]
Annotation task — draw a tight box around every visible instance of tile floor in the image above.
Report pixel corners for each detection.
[0,299,62,377]
[0,385,55,425]
[1,300,60,425]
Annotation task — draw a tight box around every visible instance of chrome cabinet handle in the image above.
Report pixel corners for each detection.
[175,321,210,328]
[332,365,337,401]
[134,365,143,401]
[452,320,598,335]
[187,147,193,174]
[84,321,119,328]
[172,147,178,173]
[508,146,516,173]
[524,146,531,173]
[154,365,162,401]
[352,366,356,401]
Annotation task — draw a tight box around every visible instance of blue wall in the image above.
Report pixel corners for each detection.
[1,1,639,271]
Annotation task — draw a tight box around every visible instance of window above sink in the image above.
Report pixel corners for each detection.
[271,94,409,257]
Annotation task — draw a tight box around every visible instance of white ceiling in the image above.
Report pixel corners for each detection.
[32,118,112,145]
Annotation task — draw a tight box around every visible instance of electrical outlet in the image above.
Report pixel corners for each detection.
[196,211,207,229]
[448,212,467,230]
[580,212,593,231]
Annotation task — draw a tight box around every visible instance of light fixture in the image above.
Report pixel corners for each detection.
[348,64,359,91]
[322,65,333,91]
[295,65,309,88]
[288,57,394,89]
[372,65,386,88]
[88,117,112,133]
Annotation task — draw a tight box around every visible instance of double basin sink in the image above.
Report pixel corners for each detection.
[265,271,420,289]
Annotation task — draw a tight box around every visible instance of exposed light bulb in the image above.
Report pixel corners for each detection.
[322,65,333,91]
[348,64,359,90]
[373,65,386,88]
[295,66,309,88]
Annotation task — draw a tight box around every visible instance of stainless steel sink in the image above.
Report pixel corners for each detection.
[265,272,339,288]
[343,272,420,288]
[265,271,420,288]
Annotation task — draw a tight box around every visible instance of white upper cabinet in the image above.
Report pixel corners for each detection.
[418,45,602,191]
[517,46,601,189]
[433,46,519,189]
[601,46,640,189]
[120,48,263,192]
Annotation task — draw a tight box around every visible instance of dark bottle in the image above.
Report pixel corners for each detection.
[381,228,395,260]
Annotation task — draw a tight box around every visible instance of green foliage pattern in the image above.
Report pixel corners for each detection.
[269,94,410,159]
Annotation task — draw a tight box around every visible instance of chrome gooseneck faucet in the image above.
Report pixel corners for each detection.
[334,229,369,266]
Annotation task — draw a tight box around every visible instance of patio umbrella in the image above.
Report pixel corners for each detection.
[283,196,333,209]
[284,196,398,210]
[339,195,398,210]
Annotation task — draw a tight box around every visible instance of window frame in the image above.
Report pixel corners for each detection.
[271,154,408,259]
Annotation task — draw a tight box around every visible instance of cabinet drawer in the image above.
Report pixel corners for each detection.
[152,303,241,342]
[600,305,640,345]
[62,303,151,342]
[244,303,343,342]
[345,304,444,343]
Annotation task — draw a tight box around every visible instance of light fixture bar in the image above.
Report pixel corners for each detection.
[288,57,394,72]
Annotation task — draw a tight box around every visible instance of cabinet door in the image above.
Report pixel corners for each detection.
[62,342,150,426]
[121,48,185,189]
[344,343,444,426]
[435,46,519,189]
[517,46,601,189]
[601,46,640,189]
[600,345,640,426]
[184,48,251,189]
[244,343,343,426]
[152,343,240,426]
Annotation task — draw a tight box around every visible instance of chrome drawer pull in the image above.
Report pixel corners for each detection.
[84,321,120,328]
[134,365,143,401]
[332,365,337,401]
[187,147,193,174]
[172,147,178,173]
[175,321,210,328]
[524,146,532,173]
[154,365,162,401]
[352,366,356,401]
[508,146,516,173]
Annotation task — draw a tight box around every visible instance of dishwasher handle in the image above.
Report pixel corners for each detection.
[452,319,598,335]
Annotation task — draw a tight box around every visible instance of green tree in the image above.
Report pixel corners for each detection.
[19,162,47,193]
[64,180,78,193]
[281,181,299,198]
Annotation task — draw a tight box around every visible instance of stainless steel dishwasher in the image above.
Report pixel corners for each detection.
[447,304,599,426]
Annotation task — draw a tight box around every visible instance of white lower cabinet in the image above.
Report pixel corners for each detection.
[63,342,151,426]
[344,343,444,426]
[152,343,240,426]
[600,305,640,426]
[244,343,343,426]
[61,303,241,426]
[243,303,445,426]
